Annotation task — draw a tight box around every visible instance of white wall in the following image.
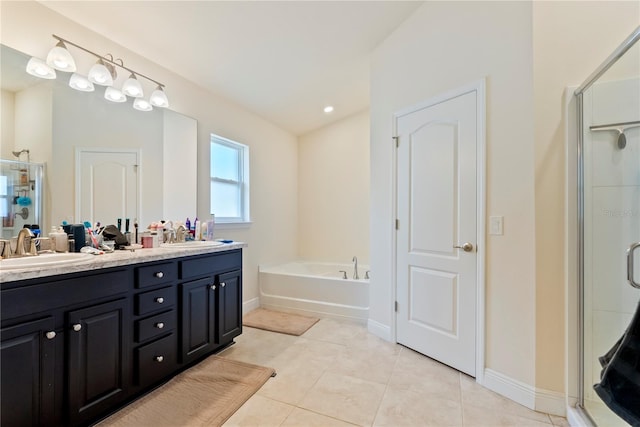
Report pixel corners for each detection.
[298,110,370,262]
[1,90,15,159]
[0,1,299,306]
[370,0,537,388]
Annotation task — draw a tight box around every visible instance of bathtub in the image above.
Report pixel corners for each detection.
[259,261,369,323]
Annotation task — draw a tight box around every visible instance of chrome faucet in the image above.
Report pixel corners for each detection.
[15,228,36,256]
[352,256,359,280]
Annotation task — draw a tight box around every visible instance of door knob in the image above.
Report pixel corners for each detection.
[454,242,474,252]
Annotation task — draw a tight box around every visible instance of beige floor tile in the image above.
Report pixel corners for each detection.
[388,347,461,401]
[302,318,365,346]
[462,404,552,427]
[374,386,462,427]
[346,330,403,357]
[548,414,570,427]
[281,408,358,427]
[298,371,387,426]
[460,375,551,424]
[223,394,294,427]
[267,337,346,372]
[257,361,325,406]
[326,345,400,385]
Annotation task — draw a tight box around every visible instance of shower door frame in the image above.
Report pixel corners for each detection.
[573,25,640,424]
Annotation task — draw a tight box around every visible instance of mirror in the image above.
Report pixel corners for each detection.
[0,44,197,234]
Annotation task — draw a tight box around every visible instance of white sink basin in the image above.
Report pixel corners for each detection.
[160,240,225,249]
[0,252,94,270]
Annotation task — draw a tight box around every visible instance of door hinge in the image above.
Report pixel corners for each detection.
[395,301,398,312]
[395,219,399,230]
[392,136,399,147]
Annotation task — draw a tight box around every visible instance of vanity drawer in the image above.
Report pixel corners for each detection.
[179,250,242,280]
[135,310,175,343]
[135,262,177,288]
[135,333,177,386]
[135,286,174,316]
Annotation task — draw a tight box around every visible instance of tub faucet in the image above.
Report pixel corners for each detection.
[352,256,359,280]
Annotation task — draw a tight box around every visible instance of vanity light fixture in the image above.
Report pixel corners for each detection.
[150,85,169,108]
[26,57,56,79]
[104,86,127,103]
[323,105,334,113]
[133,98,153,112]
[69,73,95,92]
[46,40,76,72]
[26,34,170,112]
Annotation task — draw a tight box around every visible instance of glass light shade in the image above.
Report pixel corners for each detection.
[26,57,56,79]
[104,86,127,103]
[46,41,76,72]
[88,60,113,86]
[133,98,153,112]
[149,86,169,108]
[122,74,143,97]
[69,73,94,92]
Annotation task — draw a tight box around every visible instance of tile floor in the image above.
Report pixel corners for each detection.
[219,318,570,427]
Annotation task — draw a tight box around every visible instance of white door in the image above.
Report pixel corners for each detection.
[396,88,479,376]
[76,149,139,226]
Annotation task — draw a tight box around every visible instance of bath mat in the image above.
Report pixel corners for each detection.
[243,308,320,336]
[98,355,275,427]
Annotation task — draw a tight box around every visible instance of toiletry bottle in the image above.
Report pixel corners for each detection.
[54,226,68,252]
[194,218,201,240]
[206,215,215,241]
[50,226,58,251]
[185,217,191,234]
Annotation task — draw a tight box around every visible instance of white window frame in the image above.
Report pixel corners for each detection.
[210,134,250,227]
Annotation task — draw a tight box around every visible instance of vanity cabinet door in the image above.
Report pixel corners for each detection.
[67,298,129,426]
[0,317,56,427]
[179,277,218,364]
[217,270,242,345]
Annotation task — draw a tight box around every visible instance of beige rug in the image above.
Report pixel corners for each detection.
[243,308,320,336]
[99,356,275,427]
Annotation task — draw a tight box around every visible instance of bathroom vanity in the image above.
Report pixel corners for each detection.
[0,243,244,426]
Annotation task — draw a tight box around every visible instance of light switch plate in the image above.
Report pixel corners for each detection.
[489,216,503,235]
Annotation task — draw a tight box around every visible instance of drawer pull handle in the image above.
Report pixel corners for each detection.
[72,323,82,332]
[156,322,165,329]
[155,272,164,278]
[221,282,226,288]
[155,356,164,362]
[155,297,164,304]
[210,285,216,290]
[45,331,56,340]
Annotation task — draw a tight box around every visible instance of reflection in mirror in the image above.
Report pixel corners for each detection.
[0,44,197,233]
[0,159,43,239]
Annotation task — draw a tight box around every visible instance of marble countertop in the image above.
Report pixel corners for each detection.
[0,242,247,283]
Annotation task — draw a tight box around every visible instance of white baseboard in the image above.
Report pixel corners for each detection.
[367,318,392,341]
[243,297,260,315]
[483,369,566,416]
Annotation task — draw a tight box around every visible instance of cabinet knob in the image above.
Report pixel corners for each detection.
[72,323,82,332]
[210,284,216,290]
[155,271,164,278]
[155,356,164,362]
[155,297,164,304]
[45,331,56,340]
[156,322,165,329]
[221,282,226,288]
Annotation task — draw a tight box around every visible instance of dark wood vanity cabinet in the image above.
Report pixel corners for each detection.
[0,248,243,427]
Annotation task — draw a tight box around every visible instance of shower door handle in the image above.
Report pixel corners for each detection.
[627,242,640,289]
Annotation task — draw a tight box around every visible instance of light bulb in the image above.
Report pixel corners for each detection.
[323,106,334,113]
[88,60,113,86]
[46,40,76,72]
[150,86,169,108]
[122,73,143,98]
[133,98,153,112]
[69,73,94,92]
[104,86,127,103]
[26,57,56,79]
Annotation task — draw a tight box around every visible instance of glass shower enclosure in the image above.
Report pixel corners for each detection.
[0,159,43,239]
[574,26,640,426]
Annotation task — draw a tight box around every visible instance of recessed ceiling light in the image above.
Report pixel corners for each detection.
[323,106,334,113]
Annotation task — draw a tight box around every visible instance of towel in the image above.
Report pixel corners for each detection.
[594,298,640,427]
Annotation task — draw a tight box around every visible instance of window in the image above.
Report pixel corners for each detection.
[210,134,250,225]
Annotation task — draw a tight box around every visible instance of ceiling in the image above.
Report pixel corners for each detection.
[39,1,422,136]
